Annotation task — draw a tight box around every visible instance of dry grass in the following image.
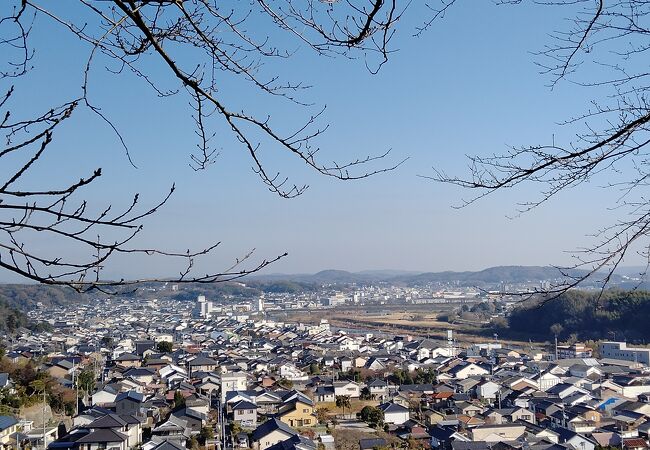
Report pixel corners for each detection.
[318,399,380,415]
[285,307,543,347]
[331,429,399,450]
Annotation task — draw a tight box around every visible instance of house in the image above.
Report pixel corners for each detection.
[170,407,206,434]
[251,418,298,450]
[160,364,188,385]
[365,357,385,371]
[484,407,535,425]
[185,395,210,415]
[76,428,129,450]
[151,415,190,446]
[115,353,141,368]
[314,386,335,403]
[47,360,74,379]
[91,386,118,406]
[546,383,589,400]
[423,409,447,426]
[232,400,258,427]
[468,424,526,442]
[476,380,500,400]
[26,426,59,448]
[396,419,430,443]
[447,362,489,380]
[221,372,248,402]
[455,402,484,418]
[554,427,596,450]
[86,414,142,448]
[333,381,360,398]
[115,391,145,416]
[516,420,559,444]
[279,363,307,381]
[134,340,156,356]
[225,391,257,409]
[123,367,156,385]
[340,357,353,372]
[612,410,647,434]
[379,402,410,425]
[188,356,218,374]
[147,441,188,450]
[277,399,315,427]
[399,384,436,397]
[0,374,12,392]
[0,416,18,449]
[429,425,471,449]
[456,378,480,395]
[266,435,316,450]
[353,357,367,368]
[256,391,284,414]
[47,428,92,450]
[366,379,389,398]
[534,371,561,391]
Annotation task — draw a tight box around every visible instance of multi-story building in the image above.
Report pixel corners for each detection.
[557,343,593,359]
[600,341,650,365]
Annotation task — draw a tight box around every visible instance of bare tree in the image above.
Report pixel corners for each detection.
[0,0,407,291]
[426,0,650,296]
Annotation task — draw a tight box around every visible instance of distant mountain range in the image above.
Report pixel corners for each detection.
[0,266,642,313]
[249,265,615,287]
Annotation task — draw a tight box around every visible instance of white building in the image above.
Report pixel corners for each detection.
[379,402,410,425]
[221,372,248,402]
[279,363,308,381]
[600,341,650,365]
[194,295,214,318]
[323,294,347,306]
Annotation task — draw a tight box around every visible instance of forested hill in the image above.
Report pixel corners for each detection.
[0,299,52,333]
[508,290,650,342]
[249,265,621,286]
[0,280,316,311]
[0,284,85,310]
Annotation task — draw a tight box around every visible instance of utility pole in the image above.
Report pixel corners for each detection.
[42,387,46,450]
[72,361,79,417]
[555,334,558,361]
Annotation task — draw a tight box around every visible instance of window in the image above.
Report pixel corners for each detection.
[304,419,311,424]
[303,409,309,413]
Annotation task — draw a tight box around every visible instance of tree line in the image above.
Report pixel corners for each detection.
[506,290,650,342]
[0,299,52,334]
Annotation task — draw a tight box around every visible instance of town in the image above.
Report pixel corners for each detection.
[2,287,650,450]
[3,0,650,449]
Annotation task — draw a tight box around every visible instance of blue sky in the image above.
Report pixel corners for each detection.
[1,1,635,280]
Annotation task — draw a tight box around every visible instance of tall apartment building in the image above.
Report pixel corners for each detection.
[194,295,213,318]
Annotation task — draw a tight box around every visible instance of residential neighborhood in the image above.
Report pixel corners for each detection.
[2,293,650,450]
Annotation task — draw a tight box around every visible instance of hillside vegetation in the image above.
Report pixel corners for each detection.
[0,299,52,334]
[507,290,650,342]
[0,284,85,310]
